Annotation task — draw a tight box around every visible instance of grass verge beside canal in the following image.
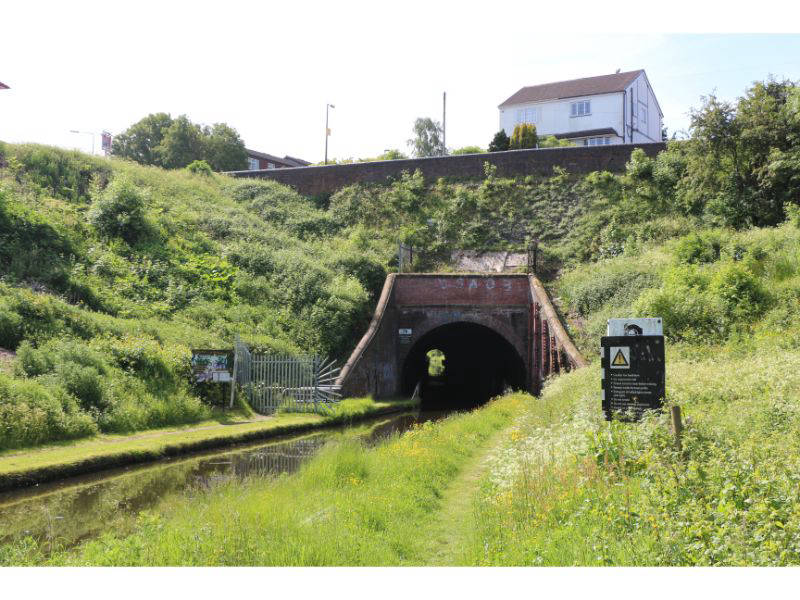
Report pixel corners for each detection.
[464,342,800,566]
[31,394,525,566]
[0,397,415,493]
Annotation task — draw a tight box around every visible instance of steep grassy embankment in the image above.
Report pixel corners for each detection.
[0,141,644,450]
[0,143,389,449]
[466,221,800,565]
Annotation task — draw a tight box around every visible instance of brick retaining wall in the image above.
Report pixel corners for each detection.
[228,142,666,196]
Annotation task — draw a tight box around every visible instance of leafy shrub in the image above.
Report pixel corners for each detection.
[634,282,724,341]
[58,363,105,411]
[538,136,573,148]
[708,262,770,322]
[91,335,174,384]
[0,374,97,450]
[186,159,213,176]
[0,302,24,349]
[673,231,723,264]
[14,340,54,376]
[88,176,150,243]
[488,130,510,152]
[9,144,111,203]
[509,124,538,150]
[563,268,660,316]
[451,146,485,155]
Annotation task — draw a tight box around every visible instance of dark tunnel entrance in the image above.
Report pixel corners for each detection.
[401,322,527,409]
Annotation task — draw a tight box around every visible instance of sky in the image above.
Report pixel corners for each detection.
[1,1,799,163]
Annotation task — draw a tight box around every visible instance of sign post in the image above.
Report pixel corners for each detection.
[601,318,665,421]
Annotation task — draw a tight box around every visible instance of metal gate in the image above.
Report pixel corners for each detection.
[232,337,341,415]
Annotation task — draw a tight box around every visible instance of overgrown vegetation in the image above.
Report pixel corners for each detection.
[6,394,524,566]
[0,144,387,449]
[467,219,800,565]
[111,113,248,171]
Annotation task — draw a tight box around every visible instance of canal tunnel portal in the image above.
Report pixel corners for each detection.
[401,321,527,408]
[337,274,586,406]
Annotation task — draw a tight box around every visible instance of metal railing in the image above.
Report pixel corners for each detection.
[232,337,341,415]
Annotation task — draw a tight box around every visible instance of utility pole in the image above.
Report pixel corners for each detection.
[325,103,335,165]
[442,92,446,155]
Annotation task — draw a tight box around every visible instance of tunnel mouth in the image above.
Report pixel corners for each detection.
[401,321,527,410]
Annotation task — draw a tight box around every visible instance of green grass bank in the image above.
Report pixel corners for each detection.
[0,397,416,493]
[5,394,525,566]
[464,219,800,566]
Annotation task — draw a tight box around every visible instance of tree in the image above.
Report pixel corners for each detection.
[112,113,249,171]
[375,149,408,161]
[203,123,248,171]
[111,113,173,166]
[155,115,205,169]
[509,123,538,150]
[407,118,446,157]
[538,135,572,148]
[451,146,485,155]
[488,130,510,152]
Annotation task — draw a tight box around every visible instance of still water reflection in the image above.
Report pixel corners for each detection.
[0,410,451,552]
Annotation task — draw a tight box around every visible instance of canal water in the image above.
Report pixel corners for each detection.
[0,410,451,554]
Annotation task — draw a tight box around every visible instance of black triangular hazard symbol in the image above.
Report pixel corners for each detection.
[612,349,629,366]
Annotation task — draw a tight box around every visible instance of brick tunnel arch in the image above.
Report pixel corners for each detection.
[400,321,527,409]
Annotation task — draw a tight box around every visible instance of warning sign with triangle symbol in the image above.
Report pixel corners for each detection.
[610,346,630,368]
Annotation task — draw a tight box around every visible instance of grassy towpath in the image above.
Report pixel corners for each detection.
[0,397,416,492]
[420,424,516,565]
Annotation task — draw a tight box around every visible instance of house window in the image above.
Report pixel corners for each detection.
[248,157,259,170]
[516,107,539,124]
[571,100,590,117]
[584,136,611,146]
[267,162,276,169]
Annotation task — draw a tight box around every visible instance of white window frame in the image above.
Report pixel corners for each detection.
[570,100,591,117]
[515,107,539,124]
[584,136,611,146]
[267,162,276,169]
[248,157,259,170]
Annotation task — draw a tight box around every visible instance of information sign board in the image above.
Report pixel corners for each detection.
[191,350,233,383]
[601,334,665,420]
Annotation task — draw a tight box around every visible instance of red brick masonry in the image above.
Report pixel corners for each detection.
[228,143,666,196]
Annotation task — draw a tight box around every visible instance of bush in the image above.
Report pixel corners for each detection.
[673,231,723,264]
[0,374,97,450]
[15,340,54,376]
[9,144,111,203]
[0,303,24,349]
[58,363,105,411]
[186,160,213,176]
[488,130,510,152]
[709,262,770,322]
[88,176,150,243]
[509,124,538,150]
[451,146,485,155]
[538,136,572,148]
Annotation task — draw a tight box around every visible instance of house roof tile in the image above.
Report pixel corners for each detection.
[499,70,643,108]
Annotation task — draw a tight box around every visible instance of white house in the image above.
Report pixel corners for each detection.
[498,70,663,146]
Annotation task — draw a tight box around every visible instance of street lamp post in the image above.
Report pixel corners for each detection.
[70,130,96,155]
[324,103,335,165]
